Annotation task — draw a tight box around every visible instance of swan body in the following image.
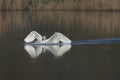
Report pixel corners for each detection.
[24,31,71,44]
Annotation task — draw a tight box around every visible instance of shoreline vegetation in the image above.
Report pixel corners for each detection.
[0,0,120,10]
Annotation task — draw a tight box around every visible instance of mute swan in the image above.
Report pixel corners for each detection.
[24,31,71,44]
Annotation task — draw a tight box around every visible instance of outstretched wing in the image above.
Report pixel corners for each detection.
[45,32,71,43]
[24,31,42,43]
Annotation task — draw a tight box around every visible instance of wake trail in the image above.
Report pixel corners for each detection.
[24,38,120,45]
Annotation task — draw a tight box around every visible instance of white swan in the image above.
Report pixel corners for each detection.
[24,31,71,44]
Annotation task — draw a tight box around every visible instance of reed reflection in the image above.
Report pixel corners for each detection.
[24,44,71,59]
[1,11,120,41]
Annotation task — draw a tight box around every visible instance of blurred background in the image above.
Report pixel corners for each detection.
[0,1,120,80]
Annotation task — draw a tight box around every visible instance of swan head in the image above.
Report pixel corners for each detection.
[42,36,47,41]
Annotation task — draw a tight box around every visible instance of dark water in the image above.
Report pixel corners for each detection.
[0,11,120,80]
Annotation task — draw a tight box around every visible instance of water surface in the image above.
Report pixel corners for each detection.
[0,11,120,80]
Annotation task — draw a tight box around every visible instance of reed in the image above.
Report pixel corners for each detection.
[0,0,120,10]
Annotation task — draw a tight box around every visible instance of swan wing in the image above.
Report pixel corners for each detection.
[46,32,71,43]
[24,31,42,43]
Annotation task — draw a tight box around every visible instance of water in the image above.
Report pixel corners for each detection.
[0,11,120,80]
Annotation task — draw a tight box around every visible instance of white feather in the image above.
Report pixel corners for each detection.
[24,31,42,43]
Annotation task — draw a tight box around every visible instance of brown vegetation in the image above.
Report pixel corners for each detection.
[0,0,120,10]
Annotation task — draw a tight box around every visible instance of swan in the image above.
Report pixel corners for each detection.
[24,31,71,44]
[24,31,120,45]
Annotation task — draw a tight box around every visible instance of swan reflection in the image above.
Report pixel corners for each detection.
[24,44,71,59]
